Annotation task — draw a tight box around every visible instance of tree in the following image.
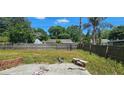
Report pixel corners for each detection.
[83,17,112,45]
[56,39,61,44]
[58,33,70,39]
[101,30,111,39]
[8,17,35,43]
[66,25,82,42]
[33,28,48,41]
[8,17,31,31]
[48,26,65,39]
[83,29,91,44]
[109,26,124,40]
[0,36,9,44]
[9,29,34,43]
[0,18,10,35]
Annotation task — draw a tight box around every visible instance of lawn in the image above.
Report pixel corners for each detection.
[0,49,124,75]
[0,49,83,64]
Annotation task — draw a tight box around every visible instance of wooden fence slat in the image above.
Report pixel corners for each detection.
[0,43,77,50]
[78,44,124,62]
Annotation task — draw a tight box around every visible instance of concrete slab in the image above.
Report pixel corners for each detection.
[0,63,90,75]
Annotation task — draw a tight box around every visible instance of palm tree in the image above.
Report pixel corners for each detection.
[83,17,112,45]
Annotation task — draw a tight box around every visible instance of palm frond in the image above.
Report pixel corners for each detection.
[83,23,91,29]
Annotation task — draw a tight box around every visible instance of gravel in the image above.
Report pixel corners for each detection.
[0,63,90,75]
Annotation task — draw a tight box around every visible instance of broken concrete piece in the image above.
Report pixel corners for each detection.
[32,66,49,75]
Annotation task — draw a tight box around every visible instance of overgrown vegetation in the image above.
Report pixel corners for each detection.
[48,25,82,42]
[109,26,124,40]
[77,50,124,75]
[0,50,83,64]
[0,49,124,75]
[83,17,112,45]
[0,17,48,43]
[0,17,83,43]
[56,39,61,44]
[1,17,124,44]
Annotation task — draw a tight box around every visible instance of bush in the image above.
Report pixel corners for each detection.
[56,39,61,44]
[0,36,9,44]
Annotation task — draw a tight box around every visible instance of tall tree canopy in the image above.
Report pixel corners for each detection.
[33,28,48,41]
[109,26,124,40]
[83,29,92,44]
[0,18,10,35]
[83,17,112,44]
[48,26,67,39]
[9,17,35,43]
[48,25,82,42]
[58,33,70,39]
[0,17,35,43]
[101,30,111,39]
[66,25,82,42]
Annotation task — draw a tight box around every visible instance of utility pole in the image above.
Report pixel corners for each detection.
[79,17,83,44]
[79,17,82,30]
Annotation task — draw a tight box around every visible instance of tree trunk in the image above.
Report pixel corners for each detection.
[92,27,96,45]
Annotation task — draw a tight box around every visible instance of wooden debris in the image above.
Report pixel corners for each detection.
[72,58,88,67]
[57,57,64,63]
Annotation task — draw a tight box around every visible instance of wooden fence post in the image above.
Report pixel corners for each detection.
[82,43,84,49]
[69,44,72,51]
[89,44,92,55]
[56,44,57,50]
[105,45,109,58]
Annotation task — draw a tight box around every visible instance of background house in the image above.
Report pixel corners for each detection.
[45,39,74,45]
[108,40,124,46]
[101,39,110,45]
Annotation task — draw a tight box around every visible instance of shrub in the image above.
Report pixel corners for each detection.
[56,39,61,44]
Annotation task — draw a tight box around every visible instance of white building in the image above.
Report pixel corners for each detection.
[34,39,42,44]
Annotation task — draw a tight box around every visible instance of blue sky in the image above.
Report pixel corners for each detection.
[28,17,124,33]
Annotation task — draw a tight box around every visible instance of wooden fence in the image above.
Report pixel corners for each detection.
[78,44,124,62]
[1,43,123,62]
[0,43,77,50]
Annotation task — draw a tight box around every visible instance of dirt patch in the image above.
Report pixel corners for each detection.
[0,57,23,71]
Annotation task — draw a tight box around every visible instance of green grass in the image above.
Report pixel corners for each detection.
[0,49,124,75]
[0,49,83,64]
[76,50,124,75]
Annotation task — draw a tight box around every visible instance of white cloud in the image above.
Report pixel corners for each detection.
[35,17,46,19]
[56,18,69,23]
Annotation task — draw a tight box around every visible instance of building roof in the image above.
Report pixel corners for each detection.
[45,39,74,43]
[108,39,124,43]
[101,39,110,43]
